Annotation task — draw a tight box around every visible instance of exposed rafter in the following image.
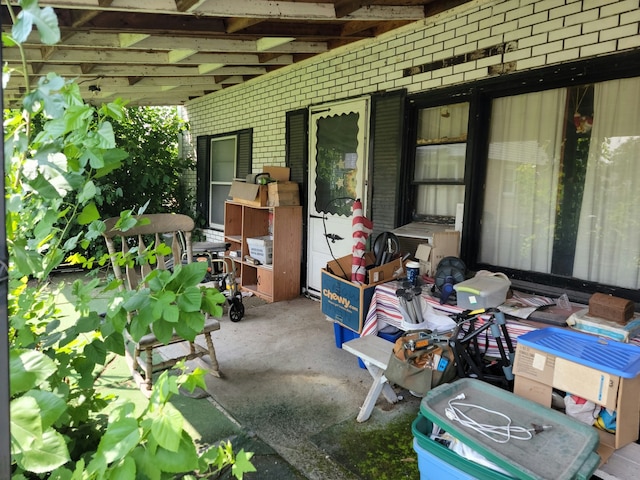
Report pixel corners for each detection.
[1,0,473,106]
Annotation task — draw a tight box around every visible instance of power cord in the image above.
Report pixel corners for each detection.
[444,393,535,444]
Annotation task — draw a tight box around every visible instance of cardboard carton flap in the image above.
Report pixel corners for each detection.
[262,166,290,181]
[229,180,260,200]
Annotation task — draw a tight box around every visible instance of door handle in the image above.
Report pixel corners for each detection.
[324,233,344,243]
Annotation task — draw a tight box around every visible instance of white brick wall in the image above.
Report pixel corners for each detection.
[185,0,640,221]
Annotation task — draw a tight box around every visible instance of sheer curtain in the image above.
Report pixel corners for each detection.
[480,89,566,271]
[573,78,640,288]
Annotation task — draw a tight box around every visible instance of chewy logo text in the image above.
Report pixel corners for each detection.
[323,289,351,310]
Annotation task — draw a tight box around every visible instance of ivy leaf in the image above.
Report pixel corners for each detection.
[151,403,183,452]
[233,449,257,477]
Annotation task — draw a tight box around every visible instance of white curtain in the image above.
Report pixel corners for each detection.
[480,89,567,271]
[573,78,640,288]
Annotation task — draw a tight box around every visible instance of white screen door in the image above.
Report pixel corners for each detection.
[306,97,370,296]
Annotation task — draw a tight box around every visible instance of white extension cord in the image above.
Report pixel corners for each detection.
[444,393,534,444]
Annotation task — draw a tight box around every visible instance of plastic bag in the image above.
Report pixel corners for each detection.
[564,394,600,425]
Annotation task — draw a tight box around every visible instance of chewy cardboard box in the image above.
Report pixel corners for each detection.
[513,343,640,461]
[321,253,403,333]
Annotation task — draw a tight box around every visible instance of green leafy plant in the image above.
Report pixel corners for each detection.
[4,1,255,478]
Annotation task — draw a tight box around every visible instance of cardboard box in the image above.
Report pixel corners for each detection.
[268,181,300,206]
[228,181,268,207]
[230,166,291,207]
[262,165,290,182]
[513,343,640,460]
[414,230,461,276]
[321,253,403,333]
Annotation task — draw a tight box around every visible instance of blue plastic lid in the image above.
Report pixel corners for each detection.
[517,327,640,378]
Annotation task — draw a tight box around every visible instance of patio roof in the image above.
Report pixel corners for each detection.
[1,0,472,107]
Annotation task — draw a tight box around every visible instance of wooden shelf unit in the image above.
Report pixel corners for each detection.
[223,201,302,303]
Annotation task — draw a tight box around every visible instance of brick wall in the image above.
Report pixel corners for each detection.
[184,0,639,236]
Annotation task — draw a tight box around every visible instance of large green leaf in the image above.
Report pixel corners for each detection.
[17,428,69,474]
[147,431,199,474]
[176,286,202,312]
[161,304,180,323]
[10,349,57,396]
[151,318,174,345]
[77,202,100,225]
[167,262,207,291]
[84,338,107,365]
[94,416,141,465]
[182,311,205,334]
[23,390,66,431]
[108,456,136,479]
[150,403,183,452]
[10,395,41,451]
[29,3,60,45]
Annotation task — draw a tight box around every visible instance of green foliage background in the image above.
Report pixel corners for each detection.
[98,106,195,218]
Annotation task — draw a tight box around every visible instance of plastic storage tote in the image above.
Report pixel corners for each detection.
[413,438,479,480]
[420,378,601,480]
[453,274,510,309]
[412,414,515,480]
[516,326,640,378]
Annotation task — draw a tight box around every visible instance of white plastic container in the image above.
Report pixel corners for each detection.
[453,274,510,309]
[246,236,273,265]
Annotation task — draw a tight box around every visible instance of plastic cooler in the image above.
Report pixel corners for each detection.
[412,414,514,480]
[419,378,600,480]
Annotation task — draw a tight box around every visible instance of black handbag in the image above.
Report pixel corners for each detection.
[384,331,456,395]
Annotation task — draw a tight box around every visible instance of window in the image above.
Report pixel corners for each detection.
[196,129,252,229]
[209,136,236,227]
[412,102,469,223]
[479,77,640,291]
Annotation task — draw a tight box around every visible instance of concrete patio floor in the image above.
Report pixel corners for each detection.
[53,270,639,479]
[168,293,424,480]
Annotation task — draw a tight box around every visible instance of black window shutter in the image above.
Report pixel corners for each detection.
[369,89,407,239]
[236,129,253,178]
[285,108,308,205]
[195,135,210,224]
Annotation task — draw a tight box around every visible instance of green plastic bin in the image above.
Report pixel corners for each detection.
[420,378,601,480]
[412,413,515,480]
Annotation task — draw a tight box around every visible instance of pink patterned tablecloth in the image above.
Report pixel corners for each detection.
[361,280,539,358]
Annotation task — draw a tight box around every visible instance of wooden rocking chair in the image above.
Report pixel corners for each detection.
[102,213,221,395]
